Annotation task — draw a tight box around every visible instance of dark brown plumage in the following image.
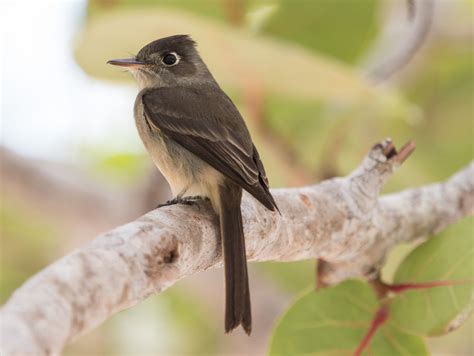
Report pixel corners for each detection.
[142,86,278,212]
[108,35,278,334]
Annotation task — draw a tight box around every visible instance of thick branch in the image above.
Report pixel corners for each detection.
[1,139,472,355]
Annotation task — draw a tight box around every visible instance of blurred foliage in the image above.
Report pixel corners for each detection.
[0,198,58,303]
[89,0,379,63]
[161,287,220,353]
[67,285,220,355]
[257,260,315,293]
[261,0,379,63]
[398,46,474,181]
[75,6,383,104]
[88,0,229,22]
[270,280,428,355]
[81,149,150,186]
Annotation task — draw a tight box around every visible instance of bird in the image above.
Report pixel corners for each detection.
[107,35,278,334]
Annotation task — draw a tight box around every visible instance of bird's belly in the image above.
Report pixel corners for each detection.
[146,134,192,195]
[134,109,222,199]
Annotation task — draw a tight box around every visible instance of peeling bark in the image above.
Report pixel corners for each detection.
[1,139,472,355]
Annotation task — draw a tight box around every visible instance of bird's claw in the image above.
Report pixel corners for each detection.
[156,198,179,209]
[157,195,208,209]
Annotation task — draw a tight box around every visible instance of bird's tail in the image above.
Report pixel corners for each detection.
[218,181,251,335]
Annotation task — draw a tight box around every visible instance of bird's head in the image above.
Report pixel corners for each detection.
[107,35,214,89]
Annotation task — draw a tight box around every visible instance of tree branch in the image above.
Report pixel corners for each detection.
[363,0,435,82]
[1,139,472,355]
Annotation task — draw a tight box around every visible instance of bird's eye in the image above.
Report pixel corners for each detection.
[162,53,178,66]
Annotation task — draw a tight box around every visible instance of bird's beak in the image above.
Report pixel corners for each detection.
[107,58,145,68]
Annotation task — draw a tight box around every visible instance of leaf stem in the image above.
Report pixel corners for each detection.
[354,305,390,356]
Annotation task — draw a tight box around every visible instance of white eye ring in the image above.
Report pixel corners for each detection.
[161,52,180,66]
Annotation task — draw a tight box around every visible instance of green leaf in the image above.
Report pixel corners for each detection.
[390,218,474,336]
[269,280,427,356]
[86,0,379,64]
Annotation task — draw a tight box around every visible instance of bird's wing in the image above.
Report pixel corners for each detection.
[141,86,277,211]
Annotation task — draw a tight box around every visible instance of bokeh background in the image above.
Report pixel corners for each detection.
[0,0,472,354]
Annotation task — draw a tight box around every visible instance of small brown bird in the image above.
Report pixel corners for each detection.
[108,35,278,334]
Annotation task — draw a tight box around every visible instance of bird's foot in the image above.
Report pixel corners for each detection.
[157,197,180,208]
[157,195,208,209]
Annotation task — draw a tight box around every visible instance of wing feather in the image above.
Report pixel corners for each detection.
[142,87,277,211]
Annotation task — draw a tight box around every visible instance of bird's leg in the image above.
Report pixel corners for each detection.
[175,195,209,210]
[157,194,208,208]
[180,195,209,206]
[156,190,185,208]
[156,197,181,208]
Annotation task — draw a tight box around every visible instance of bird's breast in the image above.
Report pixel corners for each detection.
[133,95,223,200]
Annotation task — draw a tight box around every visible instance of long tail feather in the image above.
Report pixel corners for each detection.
[218,182,251,334]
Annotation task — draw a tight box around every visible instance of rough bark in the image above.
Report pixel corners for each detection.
[1,139,472,355]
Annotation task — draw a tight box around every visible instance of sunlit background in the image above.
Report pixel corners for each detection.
[1,0,472,354]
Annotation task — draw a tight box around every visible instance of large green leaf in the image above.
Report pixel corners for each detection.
[88,0,380,64]
[74,7,382,102]
[269,280,427,356]
[390,218,474,336]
